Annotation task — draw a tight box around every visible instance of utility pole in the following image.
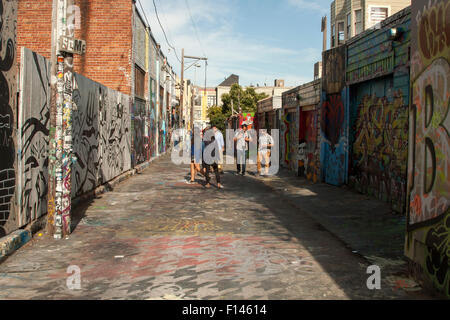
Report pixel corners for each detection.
[179,54,207,130]
[48,0,80,239]
[179,48,184,128]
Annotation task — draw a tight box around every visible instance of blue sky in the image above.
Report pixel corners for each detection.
[140,0,331,87]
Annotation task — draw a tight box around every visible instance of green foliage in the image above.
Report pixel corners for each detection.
[207,105,228,131]
[221,84,268,114]
[208,84,269,131]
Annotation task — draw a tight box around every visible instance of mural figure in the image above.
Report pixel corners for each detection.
[0,0,16,237]
[19,49,51,227]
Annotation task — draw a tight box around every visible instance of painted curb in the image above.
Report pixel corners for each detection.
[0,230,31,258]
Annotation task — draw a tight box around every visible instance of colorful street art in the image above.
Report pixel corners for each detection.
[149,78,157,158]
[281,111,295,168]
[406,0,450,298]
[298,109,320,183]
[320,91,348,186]
[321,94,345,153]
[0,0,17,237]
[158,86,165,154]
[320,45,348,186]
[349,87,409,213]
[240,112,255,129]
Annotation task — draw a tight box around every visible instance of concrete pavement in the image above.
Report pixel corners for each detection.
[0,154,432,299]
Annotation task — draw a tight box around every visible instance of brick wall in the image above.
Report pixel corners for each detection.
[16,0,53,65]
[74,0,133,95]
[17,0,134,96]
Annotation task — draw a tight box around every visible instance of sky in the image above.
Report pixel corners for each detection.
[139,0,331,88]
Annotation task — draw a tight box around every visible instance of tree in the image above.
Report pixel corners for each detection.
[221,84,268,114]
[208,84,269,131]
[207,105,228,132]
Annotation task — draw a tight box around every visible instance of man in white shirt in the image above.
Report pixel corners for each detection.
[212,125,225,174]
[257,129,274,176]
[233,123,252,176]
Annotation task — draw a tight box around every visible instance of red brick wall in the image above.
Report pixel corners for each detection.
[17,0,53,65]
[17,0,134,96]
[73,0,133,95]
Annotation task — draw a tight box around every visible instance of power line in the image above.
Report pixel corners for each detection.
[138,0,182,64]
[184,0,206,58]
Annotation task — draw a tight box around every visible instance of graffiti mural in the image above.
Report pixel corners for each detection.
[298,109,320,183]
[320,91,348,186]
[280,111,295,168]
[133,98,147,166]
[0,0,17,237]
[72,73,131,197]
[406,0,450,298]
[349,86,409,213]
[321,94,345,152]
[17,48,50,227]
[149,79,156,158]
[320,45,348,186]
[158,86,165,154]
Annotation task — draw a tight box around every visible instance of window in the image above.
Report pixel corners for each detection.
[369,6,389,27]
[347,13,351,39]
[354,9,362,35]
[134,65,146,99]
[331,24,336,47]
[338,21,345,44]
[207,95,216,107]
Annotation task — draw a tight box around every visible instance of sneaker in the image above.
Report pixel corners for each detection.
[185,180,195,184]
[217,184,224,189]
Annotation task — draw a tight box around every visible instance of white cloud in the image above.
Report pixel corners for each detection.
[141,0,321,87]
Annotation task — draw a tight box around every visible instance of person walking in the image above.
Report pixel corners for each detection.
[187,126,203,184]
[212,125,225,174]
[257,129,274,176]
[203,127,223,189]
[234,123,252,176]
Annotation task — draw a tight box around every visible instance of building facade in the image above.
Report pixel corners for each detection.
[330,0,411,48]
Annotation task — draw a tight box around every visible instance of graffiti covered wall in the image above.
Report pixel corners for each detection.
[347,9,411,212]
[149,78,156,158]
[0,0,17,237]
[132,98,147,166]
[17,47,50,228]
[320,45,348,186]
[297,79,321,183]
[298,109,320,183]
[406,0,450,298]
[72,73,132,197]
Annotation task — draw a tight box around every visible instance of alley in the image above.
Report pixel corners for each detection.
[0,154,428,300]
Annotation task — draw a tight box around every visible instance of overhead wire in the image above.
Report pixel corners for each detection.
[138,0,182,65]
[184,0,207,59]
